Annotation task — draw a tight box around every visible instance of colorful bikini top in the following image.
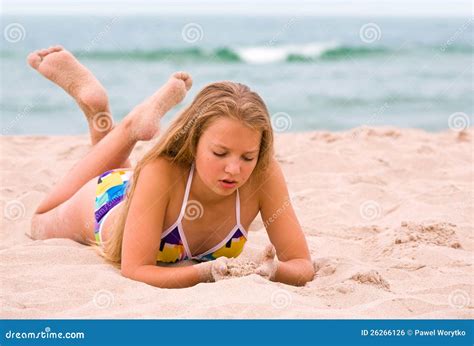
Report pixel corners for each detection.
[156,163,248,263]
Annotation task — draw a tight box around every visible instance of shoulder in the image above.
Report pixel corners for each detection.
[137,157,188,195]
[140,157,187,177]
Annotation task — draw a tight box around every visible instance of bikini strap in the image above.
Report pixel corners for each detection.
[236,188,241,225]
[177,162,195,222]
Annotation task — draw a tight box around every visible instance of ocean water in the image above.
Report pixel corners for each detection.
[1,15,472,135]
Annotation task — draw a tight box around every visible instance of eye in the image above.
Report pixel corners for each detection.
[242,156,255,162]
[213,152,226,157]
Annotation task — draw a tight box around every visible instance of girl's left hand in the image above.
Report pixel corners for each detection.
[255,244,278,281]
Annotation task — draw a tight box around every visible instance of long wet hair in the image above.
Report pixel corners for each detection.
[92,81,274,267]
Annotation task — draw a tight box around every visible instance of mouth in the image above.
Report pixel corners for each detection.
[219,179,238,188]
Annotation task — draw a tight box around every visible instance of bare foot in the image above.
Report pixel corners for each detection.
[27,46,113,142]
[126,71,193,141]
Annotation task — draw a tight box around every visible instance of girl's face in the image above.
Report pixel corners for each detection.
[195,117,261,196]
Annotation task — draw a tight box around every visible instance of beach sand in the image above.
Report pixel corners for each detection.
[1,126,472,318]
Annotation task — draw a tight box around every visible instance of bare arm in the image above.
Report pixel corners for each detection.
[123,263,212,288]
[273,259,315,286]
[257,158,315,286]
[120,159,215,288]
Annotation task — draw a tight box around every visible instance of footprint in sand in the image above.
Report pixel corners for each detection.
[350,270,390,291]
[397,221,462,249]
[313,258,337,277]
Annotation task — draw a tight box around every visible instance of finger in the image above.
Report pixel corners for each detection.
[255,264,270,278]
[262,244,276,260]
[211,258,230,281]
[216,256,228,265]
[215,262,226,274]
[214,257,228,274]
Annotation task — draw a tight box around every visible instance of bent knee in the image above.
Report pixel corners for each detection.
[29,210,59,240]
[29,179,97,243]
[29,203,90,244]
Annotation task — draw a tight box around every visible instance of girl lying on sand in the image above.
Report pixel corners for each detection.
[27,46,315,288]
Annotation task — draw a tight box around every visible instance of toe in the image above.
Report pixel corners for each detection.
[37,49,49,57]
[50,45,64,52]
[183,74,193,90]
[173,71,192,87]
[173,71,186,79]
[27,52,42,69]
[47,45,63,53]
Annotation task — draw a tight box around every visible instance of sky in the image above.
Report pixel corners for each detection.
[1,0,472,17]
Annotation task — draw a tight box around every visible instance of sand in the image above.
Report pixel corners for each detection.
[1,126,472,318]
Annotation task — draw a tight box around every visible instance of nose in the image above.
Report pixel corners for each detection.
[224,161,240,176]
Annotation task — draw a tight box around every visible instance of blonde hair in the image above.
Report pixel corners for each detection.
[92,81,274,267]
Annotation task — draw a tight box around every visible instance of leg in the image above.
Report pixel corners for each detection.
[31,59,192,218]
[28,46,130,167]
[30,66,193,243]
[34,119,135,215]
[29,178,98,245]
[29,175,128,245]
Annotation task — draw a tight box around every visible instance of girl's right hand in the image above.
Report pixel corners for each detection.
[195,257,229,283]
